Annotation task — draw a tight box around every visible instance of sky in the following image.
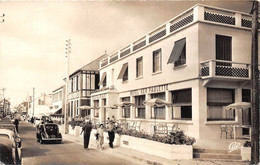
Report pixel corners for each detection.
[0,0,252,107]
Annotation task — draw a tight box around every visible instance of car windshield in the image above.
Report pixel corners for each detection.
[45,125,58,135]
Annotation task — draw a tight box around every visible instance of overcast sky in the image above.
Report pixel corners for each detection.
[0,1,252,107]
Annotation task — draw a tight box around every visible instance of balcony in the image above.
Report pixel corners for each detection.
[200,60,250,81]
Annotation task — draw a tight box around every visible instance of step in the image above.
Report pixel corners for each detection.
[193,153,242,160]
[193,148,241,154]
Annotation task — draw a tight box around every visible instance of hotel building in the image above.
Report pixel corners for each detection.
[91,4,257,139]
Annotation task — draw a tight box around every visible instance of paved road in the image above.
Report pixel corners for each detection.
[19,122,141,165]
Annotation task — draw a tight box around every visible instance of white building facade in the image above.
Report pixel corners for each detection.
[91,4,258,139]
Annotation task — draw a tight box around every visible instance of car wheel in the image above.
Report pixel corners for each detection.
[39,138,44,144]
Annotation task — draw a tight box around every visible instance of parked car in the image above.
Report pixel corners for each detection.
[0,128,22,164]
[36,123,62,144]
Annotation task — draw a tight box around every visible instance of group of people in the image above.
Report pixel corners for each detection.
[80,117,116,151]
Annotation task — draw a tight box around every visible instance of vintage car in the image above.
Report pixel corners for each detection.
[36,123,62,144]
[0,128,22,164]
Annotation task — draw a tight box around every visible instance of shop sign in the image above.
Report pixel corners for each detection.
[92,94,106,100]
[130,84,168,96]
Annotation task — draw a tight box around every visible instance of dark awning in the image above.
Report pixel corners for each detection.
[98,72,106,86]
[167,38,186,64]
[117,63,128,79]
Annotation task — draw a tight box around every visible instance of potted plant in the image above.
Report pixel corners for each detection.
[241,141,251,161]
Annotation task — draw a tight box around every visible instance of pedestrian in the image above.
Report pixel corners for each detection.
[13,118,19,133]
[80,121,92,150]
[95,124,104,150]
[107,120,115,148]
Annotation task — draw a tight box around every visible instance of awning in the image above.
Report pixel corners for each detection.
[167,38,186,64]
[117,63,128,79]
[98,72,107,86]
[78,106,94,110]
[49,108,62,114]
[225,102,251,110]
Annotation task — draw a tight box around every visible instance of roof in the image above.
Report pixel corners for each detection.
[69,54,107,78]
[81,54,107,70]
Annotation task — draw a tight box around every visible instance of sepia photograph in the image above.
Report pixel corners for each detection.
[0,0,258,164]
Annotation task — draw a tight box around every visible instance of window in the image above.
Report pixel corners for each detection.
[135,95,145,118]
[122,97,130,118]
[167,38,186,67]
[153,49,162,73]
[242,89,251,125]
[171,88,192,120]
[136,57,143,77]
[207,88,235,121]
[151,93,165,119]
[216,35,232,66]
[117,63,128,81]
[76,76,78,91]
[94,100,99,117]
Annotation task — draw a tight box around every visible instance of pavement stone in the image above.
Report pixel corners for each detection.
[62,133,250,165]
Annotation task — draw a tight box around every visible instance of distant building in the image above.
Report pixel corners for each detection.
[91,4,257,139]
[68,55,105,118]
[50,85,65,116]
[28,93,52,117]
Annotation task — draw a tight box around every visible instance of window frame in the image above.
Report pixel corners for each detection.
[136,57,143,78]
[152,48,162,73]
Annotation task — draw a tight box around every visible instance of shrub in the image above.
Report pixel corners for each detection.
[118,129,195,145]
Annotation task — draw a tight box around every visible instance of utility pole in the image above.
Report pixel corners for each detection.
[33,88,35,117]
[251,1,259,164]
[1,88,6,117]
[64,39,71,134]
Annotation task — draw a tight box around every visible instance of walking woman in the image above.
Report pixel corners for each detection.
[95,124,104,150]
[80,121,92,150]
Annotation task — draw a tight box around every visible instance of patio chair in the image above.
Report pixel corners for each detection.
[156,124,167,135]
[128,121,136,130]
[167,123,178,134]
[220,125,233,139]
[134,121,142,131]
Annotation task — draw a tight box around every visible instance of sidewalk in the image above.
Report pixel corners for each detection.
[62,133,249,165]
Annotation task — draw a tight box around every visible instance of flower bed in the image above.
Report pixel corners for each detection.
[117,129,195,160]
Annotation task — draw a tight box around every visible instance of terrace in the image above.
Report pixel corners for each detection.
[100,4,254,69]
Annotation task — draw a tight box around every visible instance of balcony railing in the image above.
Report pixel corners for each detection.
[100,4,254,69]
[200,60,250,80]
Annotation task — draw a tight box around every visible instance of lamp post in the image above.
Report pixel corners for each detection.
[64,39,71,134]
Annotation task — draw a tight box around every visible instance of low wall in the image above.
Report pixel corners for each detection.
[120,135,193,160]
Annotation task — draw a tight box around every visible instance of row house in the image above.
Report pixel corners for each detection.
[68,55,105,118]
[49,85,65,116]
[90,4,258,139]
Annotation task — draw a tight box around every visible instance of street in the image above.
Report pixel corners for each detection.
[19,121,142,165]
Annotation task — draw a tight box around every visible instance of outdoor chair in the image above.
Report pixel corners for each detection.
[167,123,178,134]
[134,121,142,131]
[156,123,167,135]
[128,121,136,130]
[220,125,233,139]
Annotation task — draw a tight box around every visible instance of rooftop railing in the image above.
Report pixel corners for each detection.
[100,4,253,69]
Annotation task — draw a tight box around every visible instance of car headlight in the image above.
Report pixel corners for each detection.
[15,136,21,143]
